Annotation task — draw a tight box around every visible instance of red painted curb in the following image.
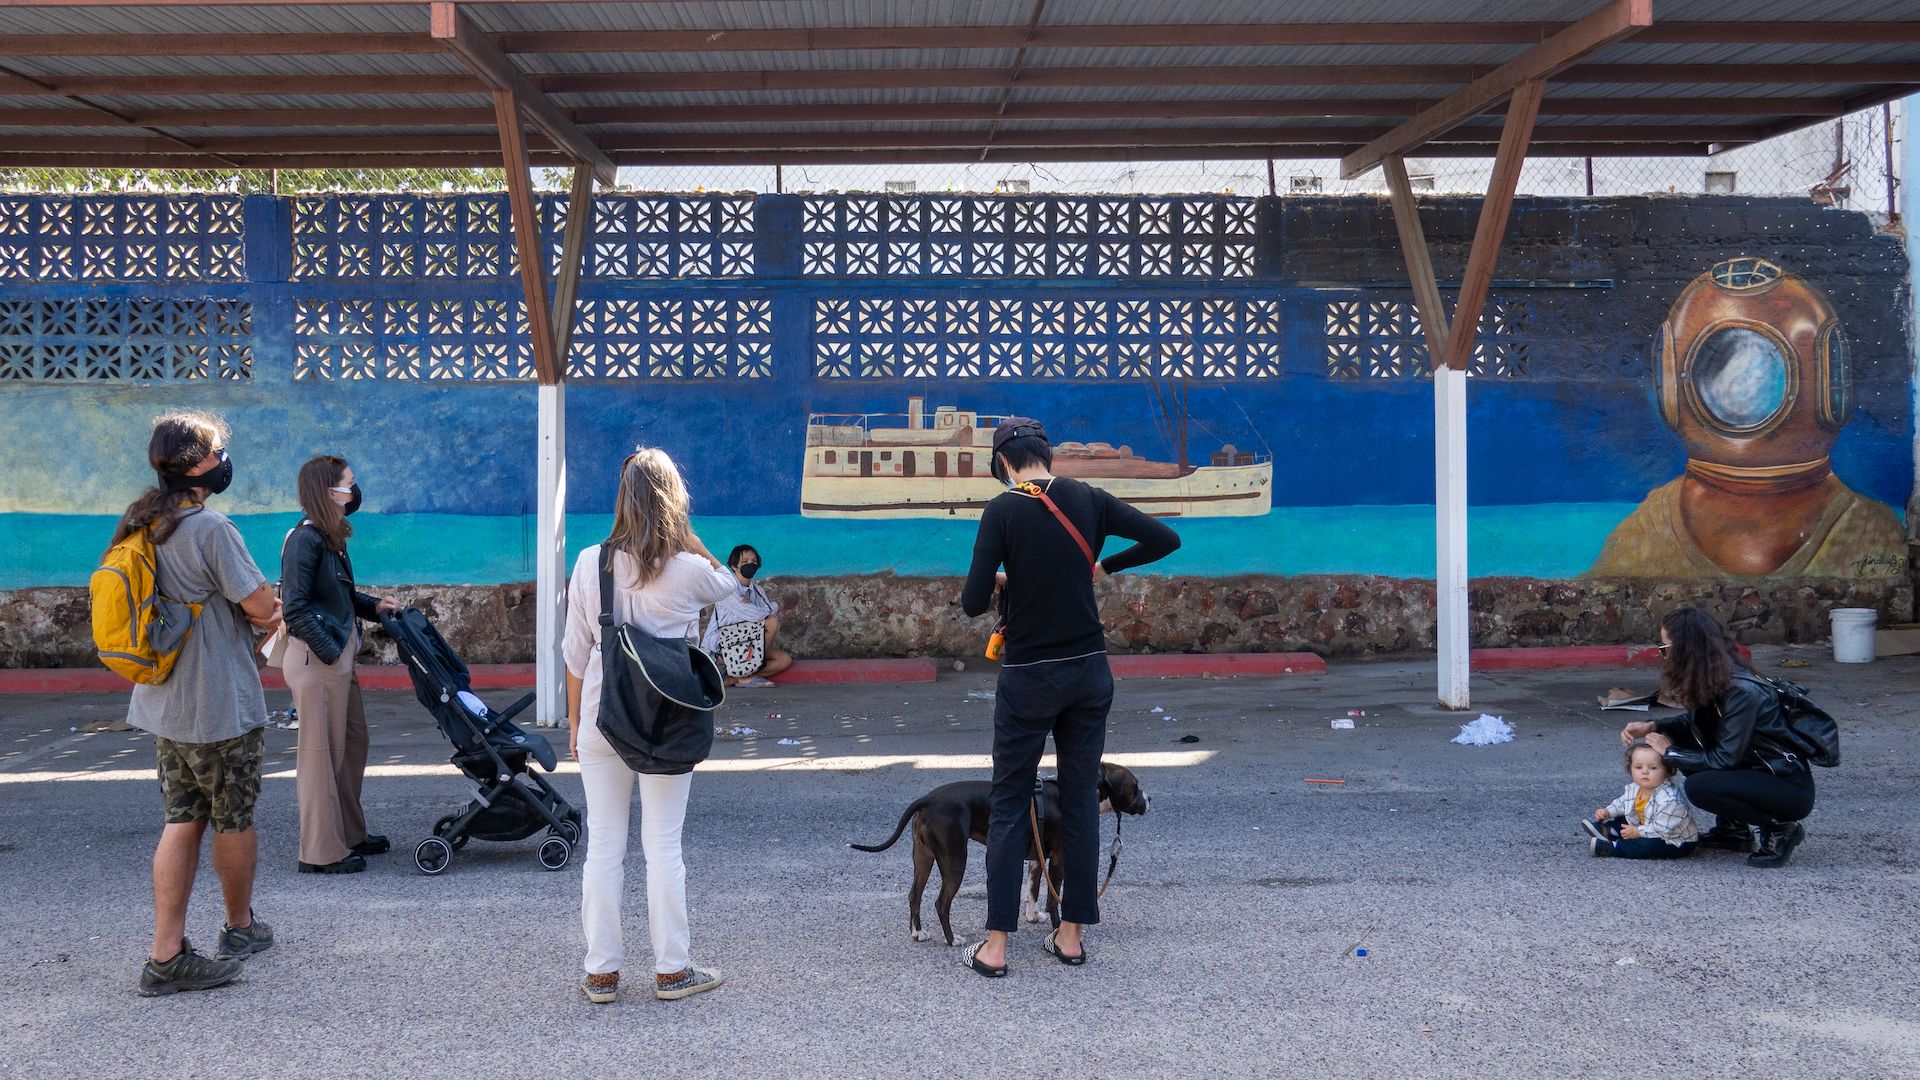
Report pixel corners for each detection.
[1470,644,1752,671]
[1108,653,1325,679]
[0,658,937,694]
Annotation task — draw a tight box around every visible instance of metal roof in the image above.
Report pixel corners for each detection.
[0,0,1915,172]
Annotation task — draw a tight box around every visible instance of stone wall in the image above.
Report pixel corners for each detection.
[7,572,1909,668]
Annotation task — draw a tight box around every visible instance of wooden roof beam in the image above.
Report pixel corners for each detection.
[0,97,1850,129]
[0,124,1764,155]
[7,65,1917,98]
[1341,0,1651,179]
[3,22,1917,57]
[429,1,615,184]
[0,140,1712,171]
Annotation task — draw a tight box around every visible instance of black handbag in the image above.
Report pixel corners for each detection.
[594,549,725,775]
[1751,672,1841,769]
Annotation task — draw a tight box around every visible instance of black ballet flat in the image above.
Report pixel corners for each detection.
[351,835,391,856]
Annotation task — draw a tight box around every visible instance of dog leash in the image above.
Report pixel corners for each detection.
[1027,800,1124,904]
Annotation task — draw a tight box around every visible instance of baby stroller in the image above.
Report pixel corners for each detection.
[381,608,583,876]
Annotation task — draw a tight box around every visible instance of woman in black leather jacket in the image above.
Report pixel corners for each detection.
[1620,607,1814,868]
[281,455,400,875]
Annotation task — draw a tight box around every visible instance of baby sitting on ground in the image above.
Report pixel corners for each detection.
[1583,738,1699,859]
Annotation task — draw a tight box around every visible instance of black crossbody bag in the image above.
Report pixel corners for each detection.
[595,549,725,775]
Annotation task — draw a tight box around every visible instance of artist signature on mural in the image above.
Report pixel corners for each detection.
[1851,554,1906,578]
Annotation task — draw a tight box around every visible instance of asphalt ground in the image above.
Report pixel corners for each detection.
[2,646,1917,1079]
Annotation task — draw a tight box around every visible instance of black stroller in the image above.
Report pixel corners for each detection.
[381,609,583,875]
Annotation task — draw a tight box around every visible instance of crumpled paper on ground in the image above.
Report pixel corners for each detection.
[1451,714,1515,746]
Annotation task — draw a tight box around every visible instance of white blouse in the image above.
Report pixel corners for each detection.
[563,544,737,733]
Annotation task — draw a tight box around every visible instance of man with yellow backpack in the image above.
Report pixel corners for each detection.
[95,411,283,997]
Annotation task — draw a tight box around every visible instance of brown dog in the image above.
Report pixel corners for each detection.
[849,761,1150,946]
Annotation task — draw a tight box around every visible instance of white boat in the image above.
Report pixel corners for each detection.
[800,395,1273,519]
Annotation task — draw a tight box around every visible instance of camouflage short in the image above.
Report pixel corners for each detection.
[154,728,264,833]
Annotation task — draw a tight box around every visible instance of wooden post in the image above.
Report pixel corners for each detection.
[1379,79,1542,710]
[1382,154,1451,364]
[1441,78,1542,373]
[1384,152,1468,710]
[498,92,596,727]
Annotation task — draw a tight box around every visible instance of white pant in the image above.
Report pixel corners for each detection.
[578,714,694,976]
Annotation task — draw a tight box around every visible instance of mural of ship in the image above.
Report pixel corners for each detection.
[801,393,1272,519]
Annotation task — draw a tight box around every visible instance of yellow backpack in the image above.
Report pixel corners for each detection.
[90,526,201,685]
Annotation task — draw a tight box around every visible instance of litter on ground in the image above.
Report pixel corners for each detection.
[1151,706,1165,714]
[1304,778,1347,785]
[1331,718,1355,730]
[717,724,760,738]
[1780,659,1812,669]
[777,738,802,746]
[966,690,996,701]
[1452,714,1515,746]
[1598,688,1655,711]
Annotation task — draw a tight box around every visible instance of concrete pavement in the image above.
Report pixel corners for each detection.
[1,646,1917,1079]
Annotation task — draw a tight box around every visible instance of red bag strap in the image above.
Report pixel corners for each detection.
[1013,482,1097,572]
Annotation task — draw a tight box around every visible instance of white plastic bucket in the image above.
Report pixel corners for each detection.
[1830,607,1878,664]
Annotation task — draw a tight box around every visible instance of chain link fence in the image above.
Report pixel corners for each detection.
[0,106,1903,219]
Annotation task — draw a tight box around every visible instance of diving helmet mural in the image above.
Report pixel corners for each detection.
[1588,257,1904,579]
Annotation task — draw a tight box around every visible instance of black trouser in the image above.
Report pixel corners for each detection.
[1685,766,1816,825]
[985,653,1113,933]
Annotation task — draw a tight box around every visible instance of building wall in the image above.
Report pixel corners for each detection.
[1,191,1911,662]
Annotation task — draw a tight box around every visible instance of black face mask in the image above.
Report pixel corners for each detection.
[737,562,760,581]
[161,451,232,497]
[343,483,362,516]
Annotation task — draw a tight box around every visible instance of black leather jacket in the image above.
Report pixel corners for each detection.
[281,523,379,665]
[1655,671,1805,774]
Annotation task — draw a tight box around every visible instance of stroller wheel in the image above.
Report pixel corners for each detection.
[557,819,582,847]
[432,815,471,851]
[537,836,573,871]
[415,836,454,876]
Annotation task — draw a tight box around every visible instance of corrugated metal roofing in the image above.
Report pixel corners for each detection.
[0,0,1914,170]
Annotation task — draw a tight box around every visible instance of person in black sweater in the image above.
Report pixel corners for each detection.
[958,417,1180,977]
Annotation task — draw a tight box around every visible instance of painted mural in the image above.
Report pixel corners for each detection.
[800,391,1272,519]
[1588,257,1906,579]
[0,193,1911,592]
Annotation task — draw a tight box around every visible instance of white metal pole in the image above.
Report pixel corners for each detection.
[1435,365,1470,709]
[535,381,567,727]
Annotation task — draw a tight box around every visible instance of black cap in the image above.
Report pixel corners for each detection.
[991,416,1046,482]
[992,416,1047,455]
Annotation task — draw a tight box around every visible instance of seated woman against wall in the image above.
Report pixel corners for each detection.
[701,544,793,688]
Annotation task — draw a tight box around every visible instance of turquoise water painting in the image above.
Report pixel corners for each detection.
[1,504,1638,589]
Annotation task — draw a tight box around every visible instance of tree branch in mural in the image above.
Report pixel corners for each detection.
[800,387,1271,519]
[1588,257,1903,579]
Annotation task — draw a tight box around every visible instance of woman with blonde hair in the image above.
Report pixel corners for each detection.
[565,448,737,1004]
[281,455,401,875]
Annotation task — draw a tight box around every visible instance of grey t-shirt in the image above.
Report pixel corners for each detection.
[126,508,270,745]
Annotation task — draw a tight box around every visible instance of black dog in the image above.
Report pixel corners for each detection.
[850,762,1150,946]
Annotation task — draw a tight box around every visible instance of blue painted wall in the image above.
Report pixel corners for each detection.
[1,192,1909,586]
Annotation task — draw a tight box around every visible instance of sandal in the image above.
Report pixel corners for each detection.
[1044,929,1086,966]
[962,941,1007,978]
[740,677,776,687]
